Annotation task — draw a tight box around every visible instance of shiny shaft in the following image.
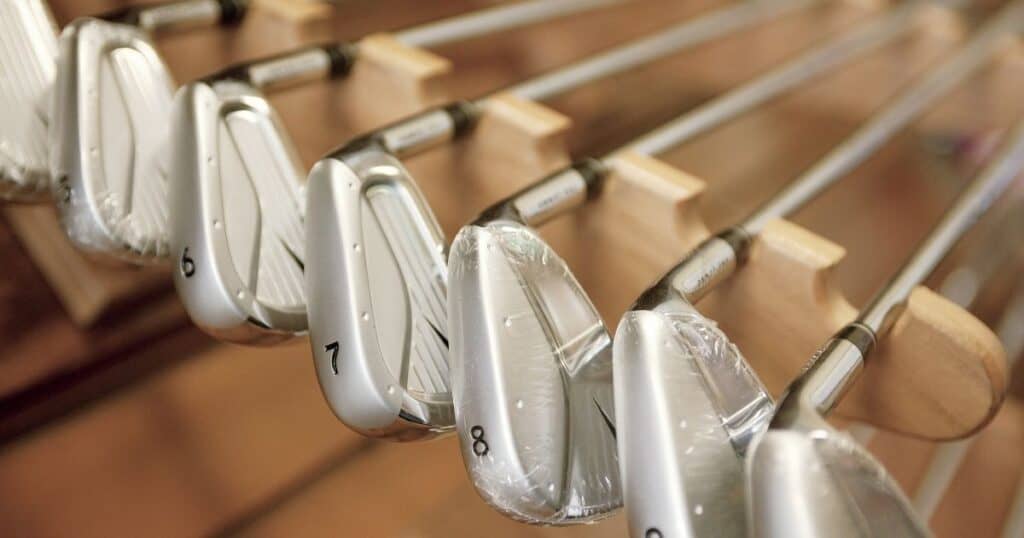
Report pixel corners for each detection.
[394,0,621,48]
[482,0,902,229]
[1005,478,1024,538]
[741,0,1024,236]
[626,1,919,157]
[785,116,1024,422]
[937,199,1024,306]
[858,120,1024,335]
[211,0,618,92]
[911,267,1024,520]
[506,0,816,102]
[363,0,819,161]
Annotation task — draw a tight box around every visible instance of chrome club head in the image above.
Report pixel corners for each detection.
[50,17,176,263]
[305,138,454,441]
[745,324,931,538]
[747,423,928,537]
[448,220,620,524]
[614,295,773,538]
[169,79,307,344]
[0,0,58,202]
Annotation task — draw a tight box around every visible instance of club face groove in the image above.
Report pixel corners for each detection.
[51,18,175,262]
[305,149,453,441]
[169,80,307,345]
[448,221,620,524]
[0,0,58,202]
[614,305,772,538]
[747,429,929,538]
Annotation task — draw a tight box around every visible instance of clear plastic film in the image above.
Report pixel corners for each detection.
[448,221,619,525]
[0,0,58,201]
[50,18,176,262]
[747,428,929,538]
[614,300,773,538]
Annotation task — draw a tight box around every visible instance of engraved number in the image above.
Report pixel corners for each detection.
[181,248,196,278]
[471,425,489,457]
[325,341,340,375]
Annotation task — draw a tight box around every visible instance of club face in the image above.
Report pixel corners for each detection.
[747,427,930,538]
[51,18,176,262]
[448,221,620,524]
[0,0,58,202]
[305,148,453,440]
[169,80,307,344]
[613,301,774,538]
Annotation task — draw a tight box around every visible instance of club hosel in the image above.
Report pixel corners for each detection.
[106,0,247,33]
[474,158,607,227]
[770,323,875,430]
[210,43,358,91]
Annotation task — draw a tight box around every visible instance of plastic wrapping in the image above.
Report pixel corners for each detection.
[448,220,620,525]
[0,0,58,201]
[50,18,176,262]
[614,300,774,538]
[747,428,930,537]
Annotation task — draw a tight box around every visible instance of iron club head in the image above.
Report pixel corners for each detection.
[305,116,459,440]
[447,219,620,525]
[169,79,307,344]
[745,334,929,538]
[0,0,58,202]
[613,292,774,538]
[50,16,177,263]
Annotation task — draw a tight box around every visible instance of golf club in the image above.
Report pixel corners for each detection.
[911,254,1024,524]
[612,2,1024,536]
[50,0,249,264]
[304,0,816,443]
[745,113,1024,538]
[167,0,625,345]
[446,2,922,527]
[0,0,59,202]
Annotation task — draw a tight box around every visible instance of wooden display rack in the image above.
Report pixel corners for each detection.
[3,1,1023,536]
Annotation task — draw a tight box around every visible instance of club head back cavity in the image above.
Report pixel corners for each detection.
[305,146,454,440]
[169,79,307,344]
[0,0,58,202]
[448,220,620,525]
[51,17,176,262]
[613,300,774,538]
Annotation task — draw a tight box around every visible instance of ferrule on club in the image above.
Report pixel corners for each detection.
[770,323,875,429]
[474,159,607,227]
[361,101,477,158]
[647,227,749,307]
[214,43,359,92]
[111,0,247,33]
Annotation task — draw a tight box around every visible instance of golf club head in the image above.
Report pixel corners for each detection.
[50,17,176,263]
[305,145,453,441]
[169,79,307,345]
[448,220,620,525]
[0,0,58,202]
[747,427,930,537]
[613,297,774,538]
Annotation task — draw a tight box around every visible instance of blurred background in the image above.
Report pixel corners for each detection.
[1,0,1022,536]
